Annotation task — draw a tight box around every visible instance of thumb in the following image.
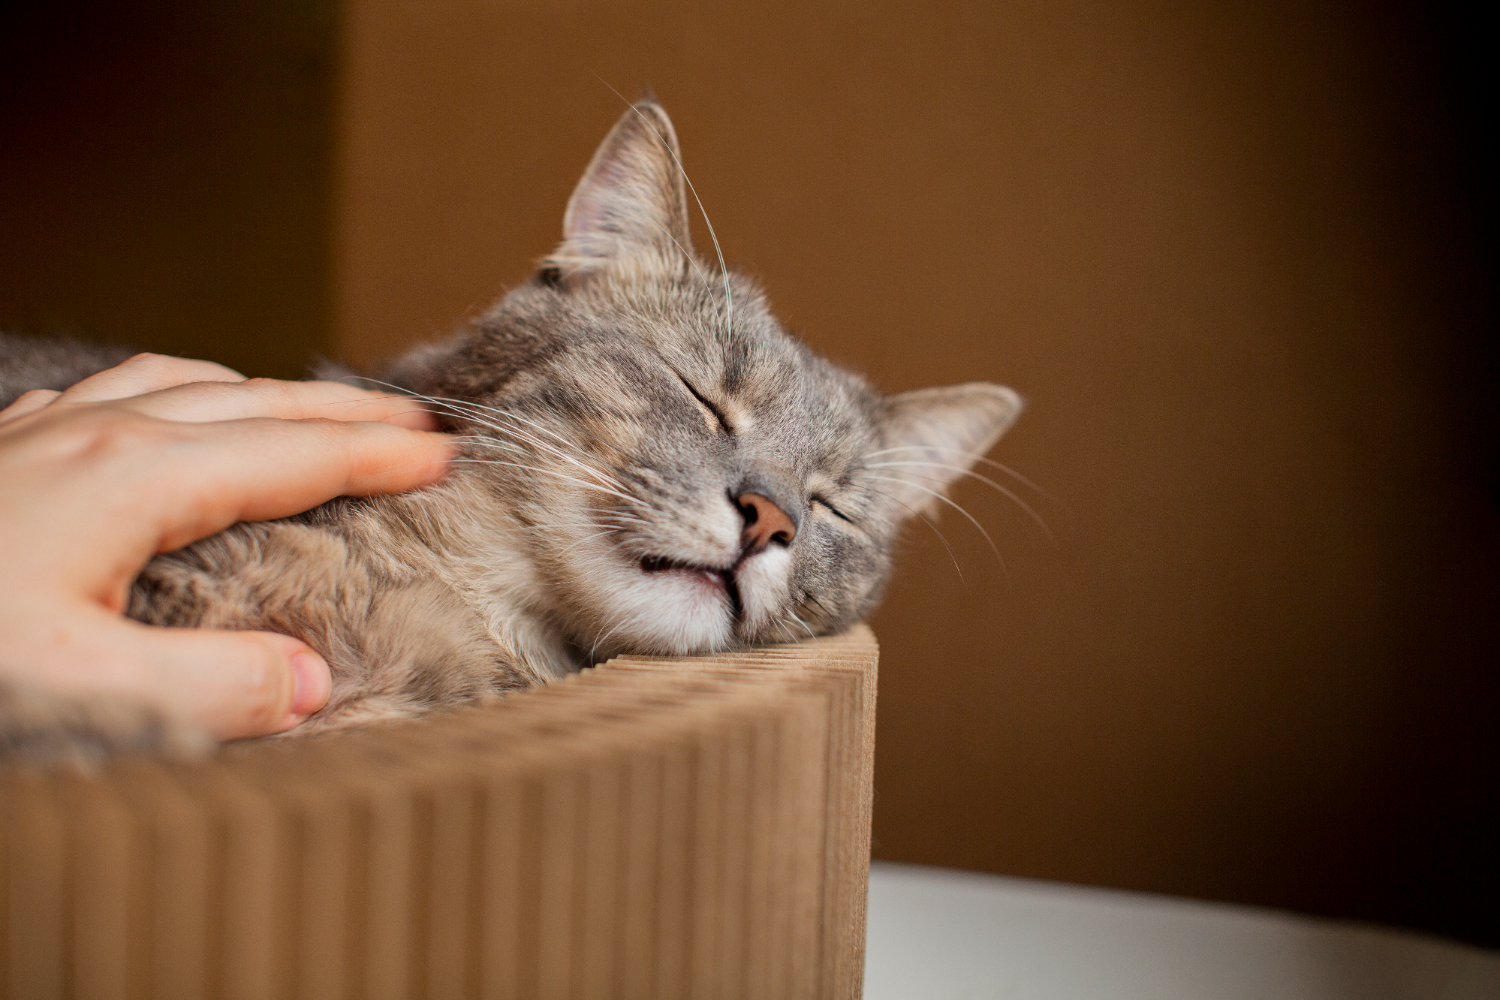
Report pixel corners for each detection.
[133,625,333,739]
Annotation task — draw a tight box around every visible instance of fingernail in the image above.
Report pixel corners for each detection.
[290,651,331,716]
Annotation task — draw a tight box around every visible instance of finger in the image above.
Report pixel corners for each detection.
[59,353,246,402]
[144,417,456,552]
[1,607,333,740]
[113,377,442,427]
[136,625,332,739]
[0,388,62,426]
[0,410,455,603]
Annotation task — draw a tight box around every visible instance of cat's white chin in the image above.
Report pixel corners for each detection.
[734,546,793,637]
[578,542,796,659]
[585,558,736,658]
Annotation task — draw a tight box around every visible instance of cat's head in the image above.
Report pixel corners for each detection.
[390,101,1021,659]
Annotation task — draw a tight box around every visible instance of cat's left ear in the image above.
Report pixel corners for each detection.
[545,100,694,284]
[876,383,1024,517]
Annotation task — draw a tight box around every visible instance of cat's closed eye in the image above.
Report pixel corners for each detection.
[812,495,855,523]
[674,370,733,435]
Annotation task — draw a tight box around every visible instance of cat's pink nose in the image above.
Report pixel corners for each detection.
[737,493,797,552]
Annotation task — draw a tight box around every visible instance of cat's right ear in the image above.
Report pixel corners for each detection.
[544,100,695,285]
[876,383,1025,519]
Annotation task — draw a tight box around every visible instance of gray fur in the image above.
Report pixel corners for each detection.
[0,332,134,408]
[4,101,1023,752]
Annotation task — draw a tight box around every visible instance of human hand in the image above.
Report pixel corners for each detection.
[0,353,453,742]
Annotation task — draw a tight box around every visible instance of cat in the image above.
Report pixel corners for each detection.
[0,100,1022,755]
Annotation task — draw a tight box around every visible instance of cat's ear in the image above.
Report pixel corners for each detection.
[545,100,694,283]
[876,383,1024,518]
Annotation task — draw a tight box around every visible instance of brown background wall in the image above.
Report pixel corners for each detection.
[0,0,334,379]
[2,0,1494,944]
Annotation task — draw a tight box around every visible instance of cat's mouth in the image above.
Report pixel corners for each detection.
[638,555,743,621]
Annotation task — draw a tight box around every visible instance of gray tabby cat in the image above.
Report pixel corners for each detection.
[0,101,1021,747]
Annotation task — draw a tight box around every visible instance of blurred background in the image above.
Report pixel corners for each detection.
[2,0,1493,946]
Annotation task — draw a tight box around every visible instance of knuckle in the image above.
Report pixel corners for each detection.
[118,352,242,388]
[119,352,179,381]
[245,377,299,409]
[12,388,61,408]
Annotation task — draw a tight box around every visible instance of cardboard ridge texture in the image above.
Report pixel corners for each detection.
[0,625,879,1000]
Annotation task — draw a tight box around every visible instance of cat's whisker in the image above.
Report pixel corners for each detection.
[457,432,624,494]
[787,610,817,640]
[864,474,1009,586]
[863,445,1055,503]
[646,215,715,294]
[848,484,969,589]
[590,511,652,529]
[331,379,546,448]
[336,379,627,492]
[863,461,1055,544]
[445,459,651,509]
[555,527,621,559]
[804,593,835,623]
[436,400,614,466]
[455,431,633,495]
[477,422,633,494]
[449,434,524,453]
[455,402,615,471]
[567,504,652,529]
[870,476,1008,563]
[588,616,630,665]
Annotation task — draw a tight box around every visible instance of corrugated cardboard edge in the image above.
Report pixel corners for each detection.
[1,626,877,1000]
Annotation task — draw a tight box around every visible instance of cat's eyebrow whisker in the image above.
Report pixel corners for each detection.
[602,82,734,337]
[445,459,650,509]
[864,474,1008,585]
[862,446,1055,502]
[646,215,714,294]
[863,461,1055,544]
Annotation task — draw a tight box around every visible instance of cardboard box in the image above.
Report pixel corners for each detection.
[1,628,878,1000]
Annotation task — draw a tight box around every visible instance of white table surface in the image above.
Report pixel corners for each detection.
[863,861,1500,1000]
